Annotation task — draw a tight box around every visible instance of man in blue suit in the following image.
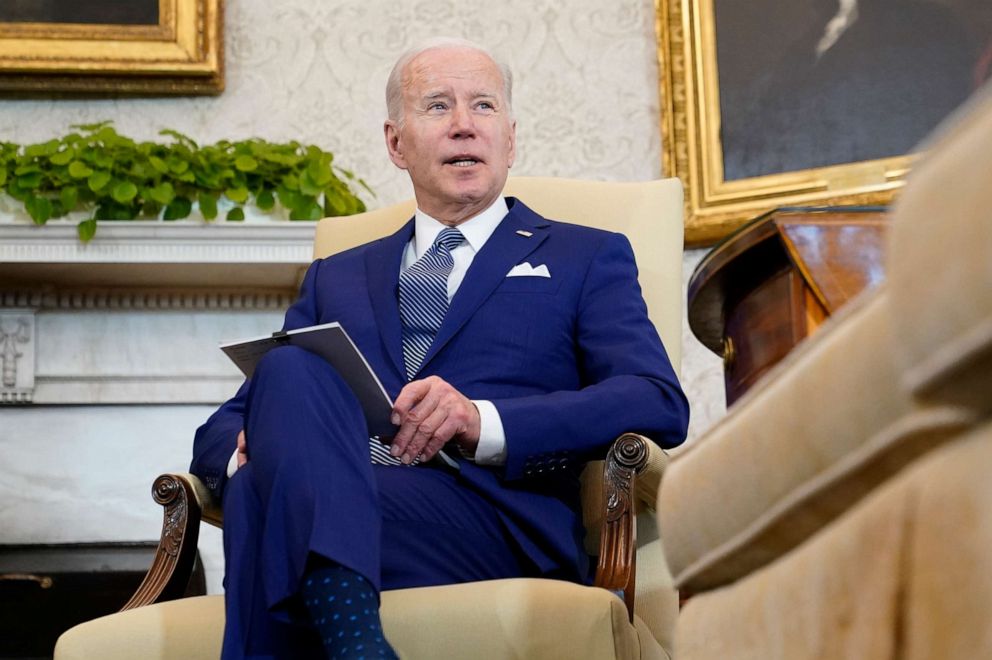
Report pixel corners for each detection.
[191,37,689,659]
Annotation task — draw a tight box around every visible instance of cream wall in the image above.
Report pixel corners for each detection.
[0,0,724,436]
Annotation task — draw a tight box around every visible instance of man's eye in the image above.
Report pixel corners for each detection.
[477,102,495,110]
[427,102,447,111]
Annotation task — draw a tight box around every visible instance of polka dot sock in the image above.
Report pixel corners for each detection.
[302,561,398,660]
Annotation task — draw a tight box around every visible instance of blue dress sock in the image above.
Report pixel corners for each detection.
[301,560,398,660]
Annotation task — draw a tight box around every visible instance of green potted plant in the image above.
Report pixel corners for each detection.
[0,122,372,241]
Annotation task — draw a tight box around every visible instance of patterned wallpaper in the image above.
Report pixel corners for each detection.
[0,0,724,438]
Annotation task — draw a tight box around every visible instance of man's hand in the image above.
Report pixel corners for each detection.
[236,429,248,468]
[389,376,481,464]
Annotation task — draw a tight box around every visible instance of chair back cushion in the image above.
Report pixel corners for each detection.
[886,84,992,415]
[314,176,685,371]
[657,291,975,592]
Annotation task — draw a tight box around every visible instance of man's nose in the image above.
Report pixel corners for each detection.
[448,105,476,138]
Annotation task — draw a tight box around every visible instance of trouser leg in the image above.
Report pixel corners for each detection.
[219,345,527,658]
[221,345,376,658]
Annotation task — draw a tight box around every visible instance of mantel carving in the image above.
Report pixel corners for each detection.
[0,310,36,403]
[1,288,294,311]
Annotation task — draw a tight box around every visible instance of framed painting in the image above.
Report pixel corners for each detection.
[656,0,991,245]
[0,0,223,96]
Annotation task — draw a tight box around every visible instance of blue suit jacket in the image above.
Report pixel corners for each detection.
[191,198,689,582]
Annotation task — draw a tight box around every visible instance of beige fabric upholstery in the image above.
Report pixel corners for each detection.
[886,86,992,414]
[56,580,668,660]
[55,596,224,660]
[675,421,992,660]
[664,83,992,659]
[657,289,974,592]
[315,176,685,371]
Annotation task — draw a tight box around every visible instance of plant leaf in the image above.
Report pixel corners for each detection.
[163,196,193,220]
[234,155,258,172]
[88,170,111,192]
[299,169,323,196]
[111,181,138,203]
[198,192,218,220]
[149,156,170,174]
[77,218,97,242]
[16,171,43,189]
[25,195,52,224]
[60,185,79,210]
[68,160,94,179]
[225,186,249,203]
[226,207,245,221]
[148,181,175,205]
[49,149,74,166]
[307,159,333,186]
[290,201,322,221]
[255,189,275,211]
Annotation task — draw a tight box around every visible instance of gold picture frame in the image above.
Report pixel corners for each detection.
[0,0,223,96]
[655,0,983,246]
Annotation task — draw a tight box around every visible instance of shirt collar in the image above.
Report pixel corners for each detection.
[412,196,509,258]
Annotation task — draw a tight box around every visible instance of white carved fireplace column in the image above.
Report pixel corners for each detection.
[0,309,35,403]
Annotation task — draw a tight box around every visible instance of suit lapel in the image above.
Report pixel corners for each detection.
[365,219,414,380]
[415,200,550,376]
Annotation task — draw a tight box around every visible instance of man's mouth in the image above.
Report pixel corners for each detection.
[445,157,481,167]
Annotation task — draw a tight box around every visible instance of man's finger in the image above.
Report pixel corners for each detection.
[391,378,433,425]
[401,407,450,463]
[236,429,248,467]
[391,382,442,456]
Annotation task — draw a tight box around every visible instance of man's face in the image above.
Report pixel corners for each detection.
[384,47,516,225]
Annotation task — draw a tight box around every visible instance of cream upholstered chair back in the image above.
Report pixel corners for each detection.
[313,176,685,373]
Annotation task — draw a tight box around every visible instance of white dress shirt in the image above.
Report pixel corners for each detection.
[227,197,510,477]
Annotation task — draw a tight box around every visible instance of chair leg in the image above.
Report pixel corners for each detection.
[593,433,650,621]
[120,474,203,611]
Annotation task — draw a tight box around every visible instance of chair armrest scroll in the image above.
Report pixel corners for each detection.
[120,473,204,611]
[593,433,652,621]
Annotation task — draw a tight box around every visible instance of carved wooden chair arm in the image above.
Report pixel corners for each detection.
[592,433,667,621]
[121,474,209,611]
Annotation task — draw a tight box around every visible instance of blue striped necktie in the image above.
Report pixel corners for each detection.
[369,227,465,466]
[398,227,466,379]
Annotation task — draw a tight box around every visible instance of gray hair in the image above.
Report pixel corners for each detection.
[385,37,514,125]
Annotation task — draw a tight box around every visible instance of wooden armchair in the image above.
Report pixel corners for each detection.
[56,177,685,660]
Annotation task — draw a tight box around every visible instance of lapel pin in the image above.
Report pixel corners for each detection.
[516,230,533,238]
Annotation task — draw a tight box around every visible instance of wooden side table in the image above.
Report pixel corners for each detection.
[687,207,889,405]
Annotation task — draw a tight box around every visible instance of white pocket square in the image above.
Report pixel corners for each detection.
[506,262,551,278]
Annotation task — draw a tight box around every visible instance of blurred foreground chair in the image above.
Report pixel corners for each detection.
[658,88,992,658]
[55,177,686,660]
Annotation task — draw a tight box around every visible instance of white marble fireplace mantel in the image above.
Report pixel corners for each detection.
[0,221,319,405]
[0,220,316,291]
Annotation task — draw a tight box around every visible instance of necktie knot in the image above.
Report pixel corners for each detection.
[433,227,465,254]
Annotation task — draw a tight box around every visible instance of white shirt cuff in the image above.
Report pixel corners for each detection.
[470,400,507,465]
[226,448,240,478]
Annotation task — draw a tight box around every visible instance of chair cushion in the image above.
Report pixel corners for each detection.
[56,579,670,660]
[54,595,223,660]
[657,291,975,593]
[674,420,992,660]
[886,84,992,414]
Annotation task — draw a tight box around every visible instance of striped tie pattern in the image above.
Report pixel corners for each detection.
[399,227,465,379]
[369,227,465,466]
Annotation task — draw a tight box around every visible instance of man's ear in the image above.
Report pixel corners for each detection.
[507,120,517,169]
[384,121,408,170]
